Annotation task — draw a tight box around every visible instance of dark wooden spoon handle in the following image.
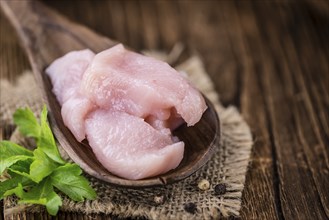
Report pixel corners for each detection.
[0,0,117,72]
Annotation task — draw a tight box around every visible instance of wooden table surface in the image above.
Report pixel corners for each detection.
[1,1,328,219]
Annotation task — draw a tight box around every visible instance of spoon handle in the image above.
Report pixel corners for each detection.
[0,0,117,71]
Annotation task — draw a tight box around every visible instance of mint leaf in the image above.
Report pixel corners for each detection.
[3,183,24,198]
[0,141,33,174]
[51,164,97,201]
[19,178,62,216]
[0,176,22,199]
[37,105,65,164]
[2,105,97,216]
[7,158,33,179]
[8,159,32,173]
[29,149,59,183]
[18,184,47,204]
[0,174,32,200]
[0,141,33,157]
[13,108,40,138]
[1,155,31,174]
[45,191,62,216]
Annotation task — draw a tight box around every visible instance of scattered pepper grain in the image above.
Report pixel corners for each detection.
[184,202,197,214]
[214,183,227,195]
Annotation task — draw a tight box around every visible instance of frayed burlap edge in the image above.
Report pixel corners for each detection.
[1,46,253,219]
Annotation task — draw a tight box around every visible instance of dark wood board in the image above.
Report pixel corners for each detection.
[1,0,328,219]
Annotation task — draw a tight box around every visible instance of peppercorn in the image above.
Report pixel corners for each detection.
[184,202,197,214]
[197,179,210,190]
[214,183,227,195]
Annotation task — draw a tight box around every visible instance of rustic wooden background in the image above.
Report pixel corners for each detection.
[1,0,328,219]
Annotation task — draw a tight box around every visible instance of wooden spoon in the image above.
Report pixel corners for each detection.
[0,0,220,187]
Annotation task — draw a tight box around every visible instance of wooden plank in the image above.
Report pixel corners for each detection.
[0,11,30,81]
[44,1,116,41]
[284,6,329,216]
[177,1,239,106]
[107,1,129,46]
[155,1,182,50]
[124,0,143,50]
[223,2,281,219]
[249,1,329,219]
[272,2,328,217]
[139,0,160,50]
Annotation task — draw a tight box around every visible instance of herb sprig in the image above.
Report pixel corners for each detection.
[0,105,96,215]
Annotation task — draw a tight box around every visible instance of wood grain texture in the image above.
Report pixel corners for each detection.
[1,0,328,219]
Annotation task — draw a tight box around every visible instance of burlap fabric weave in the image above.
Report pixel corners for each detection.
[0,48,253,219]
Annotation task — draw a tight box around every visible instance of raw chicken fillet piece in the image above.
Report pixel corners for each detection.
[46,49,96,141]
[46,49,95,105]
[81,44,206,126]
[46,44,207,180]
[86,110,184,180]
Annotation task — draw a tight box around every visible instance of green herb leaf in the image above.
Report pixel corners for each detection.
[44,191,62,216]
[3,183,24,198]
[13,108,40,138]
[2,105,97,216]
[0,141,33,174]
[0,155,31,175]
[51,164,97,201]
[0,175,26,199]
[37,105,65,164]
[0,140,33,157]
[8,159,33,179]
[1,169,34,200]
[29,149,59,183]
[19,178,62,216]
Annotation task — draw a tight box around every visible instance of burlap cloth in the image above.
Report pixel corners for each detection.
[0,47,253,219]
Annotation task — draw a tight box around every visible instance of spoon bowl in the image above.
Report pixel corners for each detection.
[0,0,220,187]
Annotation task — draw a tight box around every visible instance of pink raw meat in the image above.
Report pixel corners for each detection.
[81,44,207,126]
[85,110,184,180]
[46,45,207,179]
[46,49,95,141]
[61,94,96,141]
[46,49,95,105]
